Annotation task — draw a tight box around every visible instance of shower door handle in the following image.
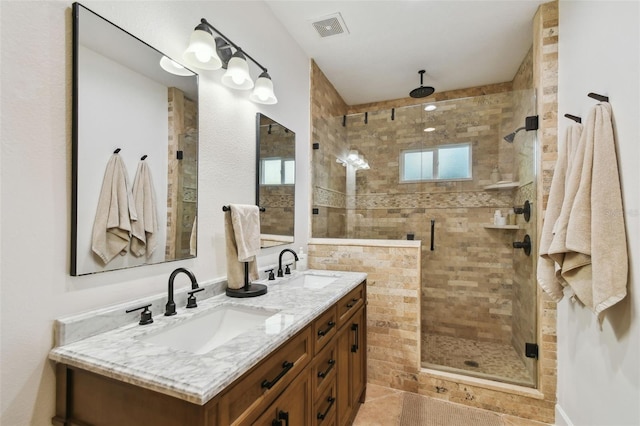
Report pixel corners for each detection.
[430,219,435,251]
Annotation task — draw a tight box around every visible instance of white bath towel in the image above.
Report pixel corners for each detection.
[224,204,260,289]
[561,102,628,319]
[537,123,583,301]
[91,153,137,265]
[130,161,158,258]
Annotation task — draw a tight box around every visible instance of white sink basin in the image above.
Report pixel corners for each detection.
[287,273,341,289]
[141,305,278,354]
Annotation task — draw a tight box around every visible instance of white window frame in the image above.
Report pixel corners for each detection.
[260,157,295,185]
[399,142,472,183]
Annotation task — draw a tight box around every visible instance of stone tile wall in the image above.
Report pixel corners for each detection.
[308,241,422,393]
[167,87,197,259]
[258,121,295,237]
[311,62,348,237]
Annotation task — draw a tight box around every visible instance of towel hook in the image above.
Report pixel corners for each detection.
[141,155,147,160]
[113,148,121,154]
[588,92,609,102]
[564,114,582,123]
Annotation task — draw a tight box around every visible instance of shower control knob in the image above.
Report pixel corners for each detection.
[513,234,532,256]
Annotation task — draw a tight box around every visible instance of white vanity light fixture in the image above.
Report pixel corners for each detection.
[221,51,254,90]
[183,23,223,70]
[160,56,195,76]
[183,18,278,104]
[343,149,370,170]
[249,71,278,104]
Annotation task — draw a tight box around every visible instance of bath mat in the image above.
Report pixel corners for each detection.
[399,392,504,426]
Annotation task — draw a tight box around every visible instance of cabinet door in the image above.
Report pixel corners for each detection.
[253,371,312,426]
[349,306,366,407]
[336,305,367,426]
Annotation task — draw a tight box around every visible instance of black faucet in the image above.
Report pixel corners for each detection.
[277,249,299,277]
[165,267,199,316]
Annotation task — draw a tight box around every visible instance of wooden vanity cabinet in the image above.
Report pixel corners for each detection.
[52,280,366,426]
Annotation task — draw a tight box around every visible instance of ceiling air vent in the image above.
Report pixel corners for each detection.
[311,13,349,38]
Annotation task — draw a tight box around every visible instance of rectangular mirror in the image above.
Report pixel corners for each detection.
[256,113,295,248]
[71,3,199,275]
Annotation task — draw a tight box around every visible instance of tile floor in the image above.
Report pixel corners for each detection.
[353,384,551,426]
[422,333,535,387]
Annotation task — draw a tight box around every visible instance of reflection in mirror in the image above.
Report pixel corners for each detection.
[256,114,295,248]
[71,3,198,275]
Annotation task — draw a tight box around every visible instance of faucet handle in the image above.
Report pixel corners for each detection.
[186,287,205,309]
[125,304,153,325]
[265,268,275,280]
[284,263,292,275]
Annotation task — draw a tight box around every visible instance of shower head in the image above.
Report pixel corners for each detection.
[503,126,526,143]
[409,70,435,98]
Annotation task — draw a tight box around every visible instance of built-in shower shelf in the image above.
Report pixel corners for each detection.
[483,181,520,190]
[483,224,520,230]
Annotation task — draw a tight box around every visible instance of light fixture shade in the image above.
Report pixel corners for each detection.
[249,72,278,104]
[347,150,359,161]
[183,26,222,70]
[159,56,195,76]
[221,51,254,90]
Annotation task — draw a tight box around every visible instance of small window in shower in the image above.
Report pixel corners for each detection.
[400,142,472,182]
[261,157,295,185]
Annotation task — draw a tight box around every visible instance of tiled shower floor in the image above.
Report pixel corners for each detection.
[421,333,535,387]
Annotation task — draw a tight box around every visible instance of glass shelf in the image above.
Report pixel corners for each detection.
[483,181,520,190]
[483,224,520,230]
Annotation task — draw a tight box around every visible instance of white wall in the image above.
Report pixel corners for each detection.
[557,1,640,425]
[0,1,310,425]
[76,46,169,274]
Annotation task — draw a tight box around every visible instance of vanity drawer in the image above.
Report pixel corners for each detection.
[311,341,337,396]
[314,380,337,426]
[220,326,312,425]
[337,282,366,328]
[312,305,337,354]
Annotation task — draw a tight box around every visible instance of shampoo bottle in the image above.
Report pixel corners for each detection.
[297,247,308,271]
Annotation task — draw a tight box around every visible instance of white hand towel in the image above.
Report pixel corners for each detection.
[91,153,136,265]
[224,204,260,289]
[562,102,628,319]
[537,123,582,301]
[131,161,158,258]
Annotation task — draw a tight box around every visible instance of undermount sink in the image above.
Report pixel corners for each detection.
[141,305,278,355]
[287,273,341,289]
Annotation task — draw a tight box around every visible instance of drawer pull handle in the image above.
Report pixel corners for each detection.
[317,359,336,378]
[346,298,359,308]
[351,323,359,353]
[317,396,336,420]
[317,321,335,337]
[279,410,289,426]
[261,361,294,390]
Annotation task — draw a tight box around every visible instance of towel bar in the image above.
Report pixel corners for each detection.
[222,205,265,212]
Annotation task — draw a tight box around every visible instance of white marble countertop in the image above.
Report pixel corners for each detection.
[48,270,367,405]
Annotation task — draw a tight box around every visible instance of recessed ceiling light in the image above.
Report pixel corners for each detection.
[424,127,436,132]
[424,104,437,111]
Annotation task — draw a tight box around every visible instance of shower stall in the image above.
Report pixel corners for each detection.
[312,87,538,387]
